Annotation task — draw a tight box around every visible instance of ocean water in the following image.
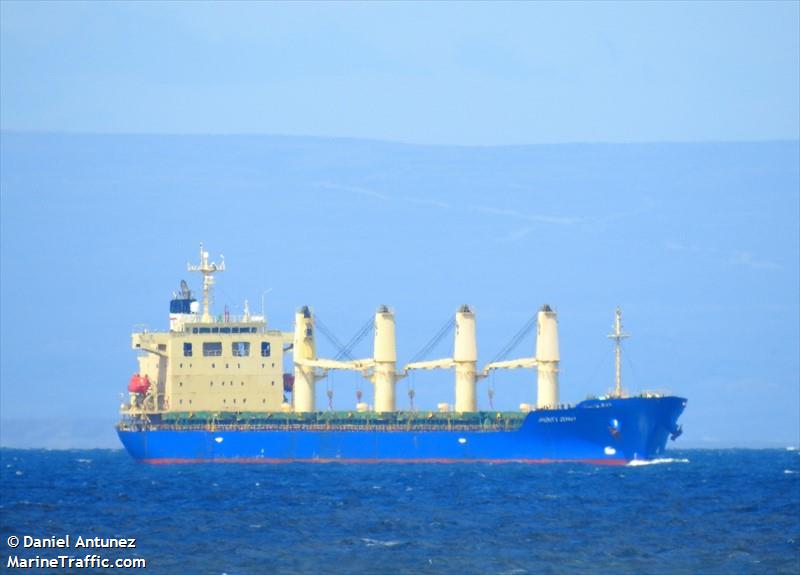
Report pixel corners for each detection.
[1,449,798,574]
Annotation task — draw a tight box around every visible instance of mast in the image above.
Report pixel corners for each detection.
[608,307,629,398]
[187,243,225,322]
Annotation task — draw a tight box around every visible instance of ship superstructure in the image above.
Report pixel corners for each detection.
[119,245,686,464]
[128,245,288,416]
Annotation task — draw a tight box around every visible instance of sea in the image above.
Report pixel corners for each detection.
[1,448,798,575]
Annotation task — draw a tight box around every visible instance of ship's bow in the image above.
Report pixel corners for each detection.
[616,395,687,461]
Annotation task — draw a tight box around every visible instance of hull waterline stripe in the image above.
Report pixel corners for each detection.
[139,457,629,466]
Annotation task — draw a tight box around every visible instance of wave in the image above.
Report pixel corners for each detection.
[361,538,404,548]
[627,458,690,467]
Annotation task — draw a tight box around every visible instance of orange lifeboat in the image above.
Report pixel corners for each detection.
[128,374,150,394]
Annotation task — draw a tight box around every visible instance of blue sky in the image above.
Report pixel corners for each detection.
[0,2,798,449]
[1,1,798,144]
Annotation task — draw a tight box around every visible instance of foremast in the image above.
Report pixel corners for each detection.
[608,307,629,398]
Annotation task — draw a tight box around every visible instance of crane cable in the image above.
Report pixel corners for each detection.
[488,315,537,364]
[407,316,455,364]
[336,316,374,361]
[488,371,496,410]
[314,315,373,411]
[407,371,416,411]
[486,314,537,408]
[314,315,373,361]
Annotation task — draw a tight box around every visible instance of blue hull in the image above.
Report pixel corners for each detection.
[118,396,686,464]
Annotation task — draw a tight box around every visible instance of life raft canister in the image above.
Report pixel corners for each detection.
[128,374,151,394]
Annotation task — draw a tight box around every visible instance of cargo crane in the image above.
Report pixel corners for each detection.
[482,305,561,410]
[404,305,483,413]
[292,305,405,413]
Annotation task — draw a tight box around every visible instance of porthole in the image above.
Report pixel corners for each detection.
[179,399,183,405]
[243,398,247,404]
[226,363,229,369]
[240,381,244,386]
[210,381,214,387]
[237,363,241,369]
[212,363,215,369]
[179,382,183,387]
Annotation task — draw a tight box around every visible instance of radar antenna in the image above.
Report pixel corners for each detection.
[608,307,630,398]
[187,243,225,322]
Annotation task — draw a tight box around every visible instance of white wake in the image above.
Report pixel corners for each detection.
[627,457,690,467]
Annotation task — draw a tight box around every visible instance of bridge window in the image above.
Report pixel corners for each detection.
[183,343,192,357]
[199,327,211,334]
[220,327,231,334]
[261,342,271,357]
[203,342,222,357]
[232,342,250,357]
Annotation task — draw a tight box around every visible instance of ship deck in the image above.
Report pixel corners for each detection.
[118,410,531,433]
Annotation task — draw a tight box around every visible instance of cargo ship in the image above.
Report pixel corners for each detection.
[117,245,686,464]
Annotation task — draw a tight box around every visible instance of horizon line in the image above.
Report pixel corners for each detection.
[1,129,798,150]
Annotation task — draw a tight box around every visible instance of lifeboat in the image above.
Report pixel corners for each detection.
[128,374,151,394]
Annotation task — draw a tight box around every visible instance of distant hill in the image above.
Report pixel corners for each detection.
[1,133,797,448]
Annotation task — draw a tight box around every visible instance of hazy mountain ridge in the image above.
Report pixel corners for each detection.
[1,133,797,448]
